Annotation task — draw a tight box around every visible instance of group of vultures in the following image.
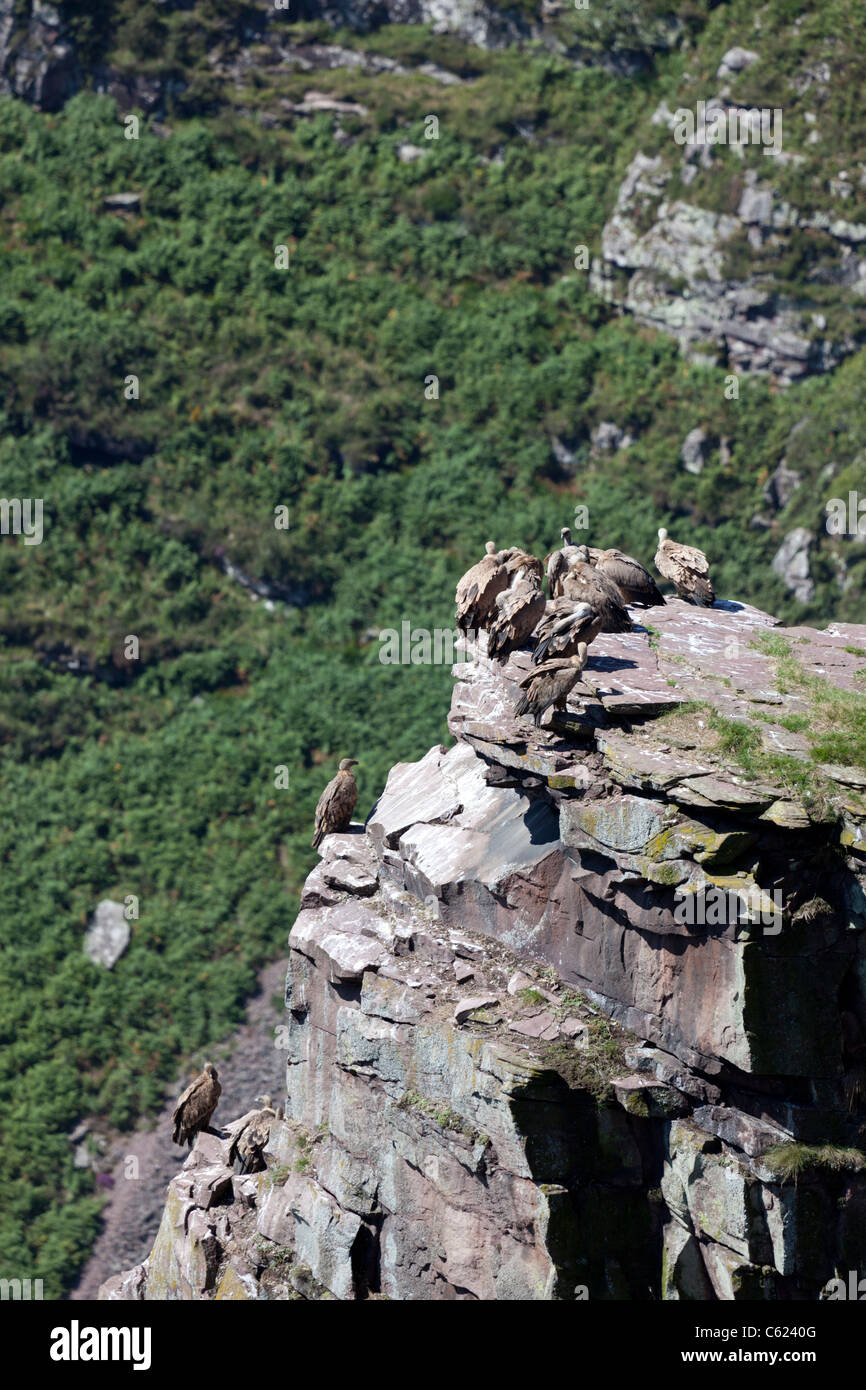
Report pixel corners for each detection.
[169,529,716,1153]
[455,527,715,726]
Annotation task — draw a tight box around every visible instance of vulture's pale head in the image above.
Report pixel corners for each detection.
[484,540,496,554]
[339,757,358,771]
[560,527,572,542]
[204,1063,218,1080]
[658,527,668,542]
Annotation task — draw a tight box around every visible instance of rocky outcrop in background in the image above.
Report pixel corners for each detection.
[104,598,866,1300]
[591,141,866,385]
[0,0,688,112]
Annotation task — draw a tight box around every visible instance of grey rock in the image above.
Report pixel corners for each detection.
[772,527,815,603]
[290,901,391,982]
[680,427,711,475]
[85,900,130,970]
[454,995,498,1023]
[106,583,866,1304]
[738,185,774,227]
[103,192,142,210]
[762,461,802,510]
[508,1010,558,1040]
[591,421,633,455]
[717,47,760,79]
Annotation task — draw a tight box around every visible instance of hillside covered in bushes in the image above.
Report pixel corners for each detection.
[1,0,865,1296]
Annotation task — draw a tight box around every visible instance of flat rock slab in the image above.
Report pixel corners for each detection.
[446,608,866,827]
[454,995,499,1024]
[509,1010,559,1040]
[367,743,467,849]
[290,901,391,982]
[323,859,379,896]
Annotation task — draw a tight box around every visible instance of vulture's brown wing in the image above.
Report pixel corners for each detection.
[455,555,507,629]
[314,773,357,843]
[173,1071,220,1142]
[237,1112,274,1174]
[654,543,675,582]
[562,564,631,632]
[495,588,529,623]
[488,585,545,659]
[500,549,543,585]
[673,542,710,574]
[532,604,596,662]
[313,773,340,834]
[655,540,714,603]
[596,551,665,605]
[225,1108,260,1165]
[172,1072,204,1128]
[455,554,494,608]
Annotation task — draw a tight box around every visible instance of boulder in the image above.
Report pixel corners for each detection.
[84,900,130,969]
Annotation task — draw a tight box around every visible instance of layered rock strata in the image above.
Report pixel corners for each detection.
[104,598,866,1300]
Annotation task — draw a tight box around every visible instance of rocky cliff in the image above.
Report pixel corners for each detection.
[102,598,866,1300]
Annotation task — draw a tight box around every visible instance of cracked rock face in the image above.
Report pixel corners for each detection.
[593,148,864,383]
[106,599,866,1301]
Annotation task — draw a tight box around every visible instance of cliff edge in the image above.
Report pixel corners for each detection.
[102,598,866,1300]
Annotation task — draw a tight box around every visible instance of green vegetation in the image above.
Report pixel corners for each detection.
[0,0,864,1295]
[518,987,547,1007]
[750,634,866,774]
[396,1088,485,1142]
[659,639,866,811]
[543,1008,627,1104]
[761,1143,866,1184]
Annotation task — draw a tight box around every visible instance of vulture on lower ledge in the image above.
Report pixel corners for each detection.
[515,646,589,726]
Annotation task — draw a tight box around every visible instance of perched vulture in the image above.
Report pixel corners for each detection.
[229,1096,282,1175]
[312,758,359,848]
[515,646,589,726]
[589,548,665,607]
[172,1062,221,1148]
[560,552,632,633]
[532,600,601,663]
[486,581,546,662]
[454,541,508,634]
[545,527,582,598]
[654,528,715,606]
[496,547,545,588]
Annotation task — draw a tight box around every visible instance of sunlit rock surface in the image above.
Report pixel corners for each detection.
[104,599,866,1300]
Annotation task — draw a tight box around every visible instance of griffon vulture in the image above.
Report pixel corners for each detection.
[496,547,545,588]
[455,541,509,634]
[229,1096,283,1175]
[312,758,359,849]
[560,551,632,632]
[486,581,547,662]
[532,600,601,664]
[515,646,589,726]
[654,528,715,606]
[172,1062,222,1148]
[545,527,582,598]
[589,547,665,607]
